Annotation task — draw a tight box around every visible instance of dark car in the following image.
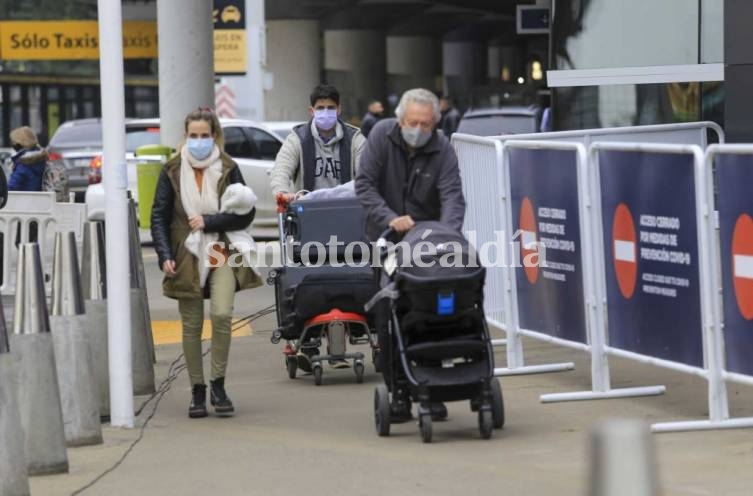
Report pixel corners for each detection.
[456,106,542,137]
[47,119,162,201]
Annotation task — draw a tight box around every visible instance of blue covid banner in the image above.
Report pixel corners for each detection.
[508,147,587,344]
[598,150,703,367]
[715,153,753,376]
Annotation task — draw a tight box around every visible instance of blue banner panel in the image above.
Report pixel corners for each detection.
[715,153,753,376]
[598,150,703,367]
[508,147,587,343]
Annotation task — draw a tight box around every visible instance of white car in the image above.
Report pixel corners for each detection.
[86,118,292,237]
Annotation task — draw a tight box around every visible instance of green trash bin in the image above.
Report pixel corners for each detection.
[135,144,173,229]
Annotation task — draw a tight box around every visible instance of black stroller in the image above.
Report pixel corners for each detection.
[366,221,504,442]
[269,194,379,385]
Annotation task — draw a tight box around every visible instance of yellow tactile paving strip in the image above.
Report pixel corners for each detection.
[151,319,253,346]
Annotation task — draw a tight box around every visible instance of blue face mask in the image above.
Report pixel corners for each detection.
[314,108,338,131]
[186,137,214,160]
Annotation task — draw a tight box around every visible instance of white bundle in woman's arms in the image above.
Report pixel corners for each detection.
[220,183,257,215]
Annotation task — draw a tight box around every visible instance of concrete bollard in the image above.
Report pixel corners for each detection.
[50,231,103,447]
[128,200,155,395]
[0,304,31,496]
[589,420,661,496]
[11,243,69,475]
[81,221,110,418]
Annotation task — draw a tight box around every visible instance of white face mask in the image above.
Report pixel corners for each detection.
[401,126,432,148]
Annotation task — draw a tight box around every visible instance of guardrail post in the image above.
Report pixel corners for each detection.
[50,231,103,446]
[81,221,110,418]
[10,243,69,475]
[0,304,30,496]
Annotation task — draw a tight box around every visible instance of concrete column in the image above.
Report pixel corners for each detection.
[324,29,386,118]
[157,0,215,149]
[265,20,321,121]
[387,36,442,96]
[442,40,487,97]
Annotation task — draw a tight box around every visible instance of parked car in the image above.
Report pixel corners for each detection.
[263,121,303,140]
[47,118,163,202]
[84,118,284,234]
[456,106,542,137]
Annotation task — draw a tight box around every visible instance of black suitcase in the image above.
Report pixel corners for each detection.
[274,264,377,340]
[285,197,368,263]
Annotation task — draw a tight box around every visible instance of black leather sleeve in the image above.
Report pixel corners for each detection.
[150,169,175,269]
[203,165,256,233]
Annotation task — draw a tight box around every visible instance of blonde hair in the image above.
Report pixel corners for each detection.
[183,107,224,150]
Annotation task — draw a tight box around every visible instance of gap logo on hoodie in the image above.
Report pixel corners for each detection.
[314,156,341,180]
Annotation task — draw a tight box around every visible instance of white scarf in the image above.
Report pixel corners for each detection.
[180,145,223,287]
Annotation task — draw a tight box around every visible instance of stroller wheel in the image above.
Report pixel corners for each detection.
[374,385,390,437]
[478,408,493,440]
[313,364,323,386]
[419,413,433,443]
[354,361,365,383]
[286,356,297,379]
[491,378,505,429]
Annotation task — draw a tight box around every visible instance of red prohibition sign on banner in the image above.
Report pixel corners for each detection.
[519,196,539,284]
[612,203,638,299]
[732,213,753,320]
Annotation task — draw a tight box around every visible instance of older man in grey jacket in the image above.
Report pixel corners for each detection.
[355,88,466,423]
[271,84,366,201]
[356,88,465,240]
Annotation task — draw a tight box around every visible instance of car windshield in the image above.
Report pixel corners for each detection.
[125,125,162,152]
[49,122,103,148]
[457,114,538,136]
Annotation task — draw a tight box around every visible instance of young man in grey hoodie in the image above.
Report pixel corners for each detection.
[270,84,366,371]
[270,84,366,202]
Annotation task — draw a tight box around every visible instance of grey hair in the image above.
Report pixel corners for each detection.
[395,88,441,124]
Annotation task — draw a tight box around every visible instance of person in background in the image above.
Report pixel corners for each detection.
[151,108,262,419]
[355,88,465,423]
[8,126,46,193]
[8,126,48,244]
[360,100,385,138]
[439,95,462,138]
[270,84,366,203]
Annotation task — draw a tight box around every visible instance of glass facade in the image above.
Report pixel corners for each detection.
[551,0,725,131]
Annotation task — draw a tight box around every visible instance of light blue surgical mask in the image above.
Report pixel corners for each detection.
[186,137,214,160]
[314,108,338,131]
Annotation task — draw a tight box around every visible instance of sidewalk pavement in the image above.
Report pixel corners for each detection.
[28,320,753,496]
[24,247,753,495]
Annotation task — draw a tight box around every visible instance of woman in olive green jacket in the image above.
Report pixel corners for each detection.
[151,108,261,418]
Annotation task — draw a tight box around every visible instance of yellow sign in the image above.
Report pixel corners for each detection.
[0,18,247,74]
[0,20,158,60]
[213,29,247,74]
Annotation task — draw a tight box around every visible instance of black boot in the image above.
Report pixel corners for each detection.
[189,384,208,418]
[210,377,235,417]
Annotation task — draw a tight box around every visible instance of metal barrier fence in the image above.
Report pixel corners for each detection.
[453,122,727,379]
[452,135,507,333]
[455,128,753,433]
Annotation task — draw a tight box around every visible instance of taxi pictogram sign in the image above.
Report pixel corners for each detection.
[612,203,637,299]
[519,196,539,284]
[732,213,753,320]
